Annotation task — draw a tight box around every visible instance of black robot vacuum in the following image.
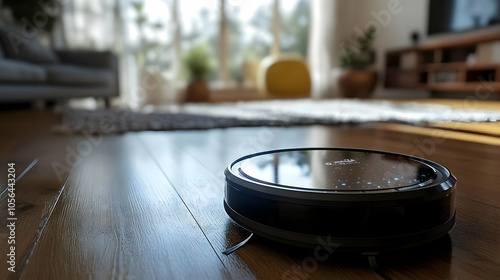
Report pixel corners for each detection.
[224,148,456,253]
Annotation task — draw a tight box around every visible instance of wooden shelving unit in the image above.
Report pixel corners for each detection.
[384,33,500,93]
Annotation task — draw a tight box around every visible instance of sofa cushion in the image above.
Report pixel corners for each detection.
[0,26,59,64]
[44,64,114,86]
[0,59,47,83]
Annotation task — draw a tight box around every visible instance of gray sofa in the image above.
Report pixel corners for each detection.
[0,25,119,105]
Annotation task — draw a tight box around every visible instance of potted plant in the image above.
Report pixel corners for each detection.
[183,43,214,102]
[336,26,378,98]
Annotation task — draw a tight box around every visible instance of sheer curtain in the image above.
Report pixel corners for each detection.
[62,0,120,50]
[307,0,338,99]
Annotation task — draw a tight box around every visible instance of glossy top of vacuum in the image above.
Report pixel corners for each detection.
[229,148,447,193]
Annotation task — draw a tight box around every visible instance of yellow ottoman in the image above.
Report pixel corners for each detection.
[257,54,311,97]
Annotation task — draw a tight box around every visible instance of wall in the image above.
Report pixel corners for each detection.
[331,0,430,98]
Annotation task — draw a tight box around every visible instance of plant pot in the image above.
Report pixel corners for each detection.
[336,70,378,98]
[185,80,210,102]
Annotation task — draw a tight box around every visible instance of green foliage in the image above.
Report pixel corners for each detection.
[339,26,377,70]
[281,0,310,57]
[247,0,310,58]
[182,43,214,81]
[179,1,311,82]
[132,2,144,12]
[132,2,147,25]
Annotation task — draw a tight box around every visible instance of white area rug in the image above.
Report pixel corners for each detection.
[56,99,500,134]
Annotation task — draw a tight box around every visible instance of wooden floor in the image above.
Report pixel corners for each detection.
[1,108,500,279]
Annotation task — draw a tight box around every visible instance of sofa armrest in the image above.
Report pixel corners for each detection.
[54,50,117,69]
[54,50,120,99]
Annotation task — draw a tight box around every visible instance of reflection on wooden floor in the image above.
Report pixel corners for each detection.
[1,100,500,279]
[379,123,500,146]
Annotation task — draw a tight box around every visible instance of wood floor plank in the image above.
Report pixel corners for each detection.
[0,134,82,280]
[430,122,500,137]
[0,160,64,280]
[137,129,392,279]
[2,108,500,279]
[20,134,230,280]
[1,108,83,279]
[0,159,37,199]
[0,109,61,157]
[381,123,500,147]
[0,108,62,191]
[152,125,500,279]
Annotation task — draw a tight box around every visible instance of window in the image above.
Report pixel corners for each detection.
[226,0,274,84]
[177,0,310,87]
[124,0,310,88]
[129,0,174,72]
[280,0,310,56]
[178,0,220,82]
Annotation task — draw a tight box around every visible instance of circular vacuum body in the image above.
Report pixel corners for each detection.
[224,148,456,253]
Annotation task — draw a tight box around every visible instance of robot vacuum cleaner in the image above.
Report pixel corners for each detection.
[224,148,456,253]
